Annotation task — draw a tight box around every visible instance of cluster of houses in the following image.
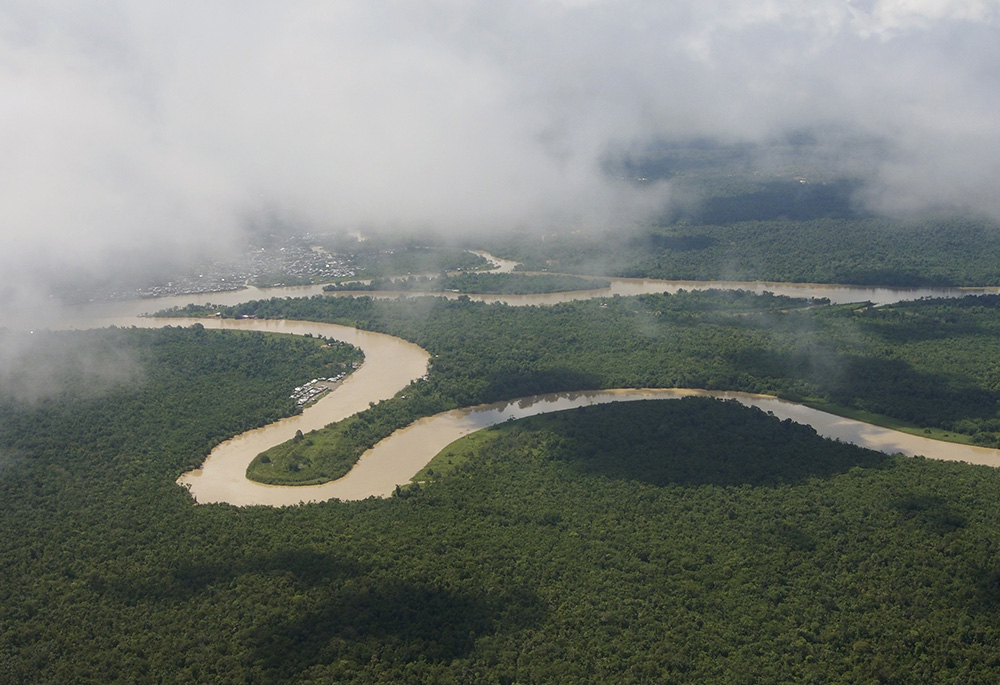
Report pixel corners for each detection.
[92,235,357,301]
[290,373,348,406]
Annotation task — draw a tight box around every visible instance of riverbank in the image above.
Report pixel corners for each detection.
[48,251,1000,506]
[178,378,1000,506]
[167,319,429,506]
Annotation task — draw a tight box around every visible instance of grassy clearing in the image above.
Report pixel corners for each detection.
[411,429,496,483]
[246,416,368,485]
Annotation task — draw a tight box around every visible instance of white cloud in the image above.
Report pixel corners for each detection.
[858,0,1000,36]
[1,0,999,304]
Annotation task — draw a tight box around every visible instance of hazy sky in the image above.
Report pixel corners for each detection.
[2,0,1000,298]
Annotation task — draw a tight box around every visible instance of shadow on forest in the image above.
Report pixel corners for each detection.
[540,398,891,488]
[105,548,361,604]
[727,348,998,428]
[689,179,864,224]
[628,233,718,253]
[480,367,604,403]
[972,564,1000,614]
[105,546,544,678]
[853,315,986,344]
[248,581,543,679]
[893,492,968,535]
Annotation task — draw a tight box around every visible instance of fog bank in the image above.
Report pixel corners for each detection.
[2,0,999,305]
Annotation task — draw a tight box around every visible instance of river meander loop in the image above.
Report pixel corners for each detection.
[53,253,1000,506]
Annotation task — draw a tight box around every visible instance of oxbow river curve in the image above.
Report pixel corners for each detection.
[54,255,1000,506]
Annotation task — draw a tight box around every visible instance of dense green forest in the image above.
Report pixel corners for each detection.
[7,339,1000,683]
[11,136,1000,681]
[323,272,610,294]
[0,326,360,476]
[484,216,1000,286]
[545,140,1000,286]
[166,290,1000,483]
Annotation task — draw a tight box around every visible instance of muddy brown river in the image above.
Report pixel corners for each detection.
[180,387,1000,506]
[50,253,1000,506]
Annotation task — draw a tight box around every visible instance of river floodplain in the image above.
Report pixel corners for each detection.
[48,252,1000,507]
[176,384,1000,506]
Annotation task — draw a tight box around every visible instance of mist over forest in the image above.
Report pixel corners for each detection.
[3,1,1000,310]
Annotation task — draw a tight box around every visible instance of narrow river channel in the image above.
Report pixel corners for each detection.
[50,254,1000,506]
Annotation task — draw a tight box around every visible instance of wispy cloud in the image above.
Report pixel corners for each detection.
[2,1,998,305]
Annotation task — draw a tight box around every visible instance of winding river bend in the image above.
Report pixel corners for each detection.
[184,386,1000,505]
[54,258,1000,506]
